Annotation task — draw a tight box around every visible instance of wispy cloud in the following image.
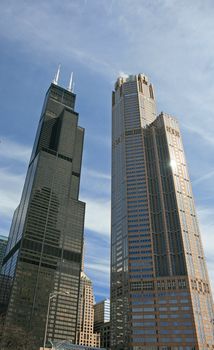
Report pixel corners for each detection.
[82,196,110,236]
[197,205,214,293]
[182,123,214,147]
[0,137,31,229]
[83,168,110,181]
[193,170,214,185]
[0,167,24,218]
[84,230,110,299]
[0,1,118,79]
[0,137,31,163]
[86,262,109,275]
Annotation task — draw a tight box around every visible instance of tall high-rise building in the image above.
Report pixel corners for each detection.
[111,74,214,350]
[76,271,100,347]
[0,235,8,271]
[0,75,85,349]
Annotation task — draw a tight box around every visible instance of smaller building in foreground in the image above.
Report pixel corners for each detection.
[76,272,100,348]
[94,299,110,350]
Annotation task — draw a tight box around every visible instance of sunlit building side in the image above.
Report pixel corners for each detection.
[111,73,214,350]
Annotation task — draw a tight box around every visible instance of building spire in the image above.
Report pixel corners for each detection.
[53,64,61,85]
[67,72,73,92]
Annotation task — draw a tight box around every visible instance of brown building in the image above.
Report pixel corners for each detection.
[111,74,214,350]
[76,271,100,348]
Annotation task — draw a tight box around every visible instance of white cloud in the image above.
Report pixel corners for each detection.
[86,262,109,275]
[0,137,31,163]
[118,71,130,79]
[0,138,30,232]
[0,167,25,218]
[82,196,110,236]
[84,230,110,298]
[83,168,111,181]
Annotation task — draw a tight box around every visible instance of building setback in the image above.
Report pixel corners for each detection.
[0,78,85,349]
[111,74,214,350]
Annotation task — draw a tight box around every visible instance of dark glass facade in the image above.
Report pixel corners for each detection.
[0,235,8,271]
[111,74,214,350]
[0,83,85,349]
[0,235,10,314]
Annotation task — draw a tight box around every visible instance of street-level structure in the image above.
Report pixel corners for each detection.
[111,74,214,350]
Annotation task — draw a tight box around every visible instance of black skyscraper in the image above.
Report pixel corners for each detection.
[0,76,85,349]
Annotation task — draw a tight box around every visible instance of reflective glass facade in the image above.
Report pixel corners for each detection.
[111,74,214,350]
[0,83,85,349]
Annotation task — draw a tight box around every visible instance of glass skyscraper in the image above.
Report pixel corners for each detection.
[111,74,214,350]
[0,80,85,349]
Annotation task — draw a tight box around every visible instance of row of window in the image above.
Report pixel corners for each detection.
[132,306,190,312]
[132,314,191,320]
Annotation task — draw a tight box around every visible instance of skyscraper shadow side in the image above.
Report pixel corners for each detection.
[0,82,85,350]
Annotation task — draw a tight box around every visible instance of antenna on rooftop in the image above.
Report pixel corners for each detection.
[53,64,61,85]
[67,72,73,92]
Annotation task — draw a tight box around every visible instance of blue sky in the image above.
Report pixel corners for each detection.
[0,0,214,301]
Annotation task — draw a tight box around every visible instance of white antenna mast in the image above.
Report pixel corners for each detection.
[53,64,61,85]
[67,72,73,92]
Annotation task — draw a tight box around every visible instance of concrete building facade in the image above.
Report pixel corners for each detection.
[111,74,214,350]
[76,272,100,348]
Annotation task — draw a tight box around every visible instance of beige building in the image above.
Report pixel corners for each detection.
[76,272,100,348]
[111,73,214,349]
